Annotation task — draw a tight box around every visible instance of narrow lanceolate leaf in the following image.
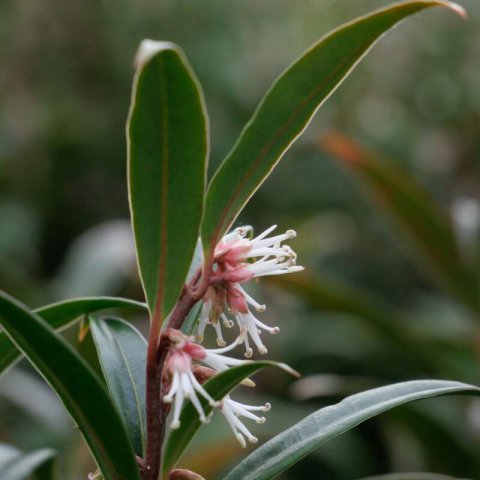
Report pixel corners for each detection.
[90,317,147,456]
[0,296,146,376]
[162,361,297,476]
[128,40,209,323]
[200,0,464,263]
[222,380,480,480]
[0,291,140,480]
[0,444,56,480]
[322,132,479,313]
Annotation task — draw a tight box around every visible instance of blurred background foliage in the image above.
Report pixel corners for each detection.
[1,0,480,478]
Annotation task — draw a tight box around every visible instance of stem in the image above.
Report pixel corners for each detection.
[143,316,163,480]
[142,266,210,480]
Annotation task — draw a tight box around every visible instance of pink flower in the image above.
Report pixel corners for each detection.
[163,331,249,429]
[196,225,303,355]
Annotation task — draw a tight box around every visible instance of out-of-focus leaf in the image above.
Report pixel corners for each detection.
[322,132,478,313]
[0,296,146,376]
[33,455,57,480]
[222,380,480,480]
[387,404,477,476]
[53,220,136,298]
[0,444,56,480]
[162,360,298,476]
[270,274,438,370]
[127,40,208,324]
[0,291,140,480]
[200,0,464,265]
[90,316,147,456]
[358,474,470,480]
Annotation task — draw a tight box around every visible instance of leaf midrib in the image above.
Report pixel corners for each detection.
[152,56,170,324]
[208,40,370,252]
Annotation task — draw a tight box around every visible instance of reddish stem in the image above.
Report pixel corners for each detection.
[142,265,210,480]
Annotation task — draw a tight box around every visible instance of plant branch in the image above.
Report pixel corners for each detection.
[142,265,210,480]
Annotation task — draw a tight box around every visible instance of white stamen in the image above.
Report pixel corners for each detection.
[236,285,266,312]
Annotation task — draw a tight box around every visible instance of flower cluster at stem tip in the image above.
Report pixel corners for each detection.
[163,225,303,447]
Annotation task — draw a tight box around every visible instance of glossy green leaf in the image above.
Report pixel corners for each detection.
[90,316,147,456]
[0,296,146,376]
[322,132,479,313]
[270,274,439,371]
[0,444,56,480]
[162,360,297,475]
[0,291,140,480]
[358,475,470,480]
[127,40,208,323]
[222,380,480,480]
[200,0,464,262]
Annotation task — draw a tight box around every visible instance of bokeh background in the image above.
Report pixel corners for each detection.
[1,0,480,478]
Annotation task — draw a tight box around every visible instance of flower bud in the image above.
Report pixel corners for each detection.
[169,469,205,480]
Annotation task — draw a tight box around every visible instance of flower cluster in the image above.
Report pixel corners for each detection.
[162,225,302,446]
[198,225,303,356]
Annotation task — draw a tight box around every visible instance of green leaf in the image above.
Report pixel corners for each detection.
[357,475,470,480]
[162,360,297,475]
[0,296,146,376]
[90,316,147,457]
[322,132,479,313]
[127,40,209,323]
[200,0,464,263]
[0,291,140,480]
[0,444,56,480]
[222,380,480,480]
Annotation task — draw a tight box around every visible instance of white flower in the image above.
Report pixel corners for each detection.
[163,331,250,429]
[215,225,297,265]
[219,395,271,448]
[233,308,279,357]
[196,225,303,352]
[163,348,217,429]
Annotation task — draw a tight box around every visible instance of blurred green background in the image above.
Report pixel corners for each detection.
[1,1,480,478]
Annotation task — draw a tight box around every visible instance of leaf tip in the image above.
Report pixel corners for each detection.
[433,1,467,19]
[134,39,177,69]
[279,362,301,378]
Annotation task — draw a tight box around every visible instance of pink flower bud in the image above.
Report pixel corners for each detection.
[167,351,192,373]
[222,265,254,283]
[226,286,249,314]
[183,342,207,361]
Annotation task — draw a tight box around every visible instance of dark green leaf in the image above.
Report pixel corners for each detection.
[90,316,147,456]
[0,291,140,480]
[200,1,464,263]
[0,296,146,376]
[222,380,480,480]
[162,360,297,475]
[0,444,56,480]
[322,132,478,312]
[127,40,208,324]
